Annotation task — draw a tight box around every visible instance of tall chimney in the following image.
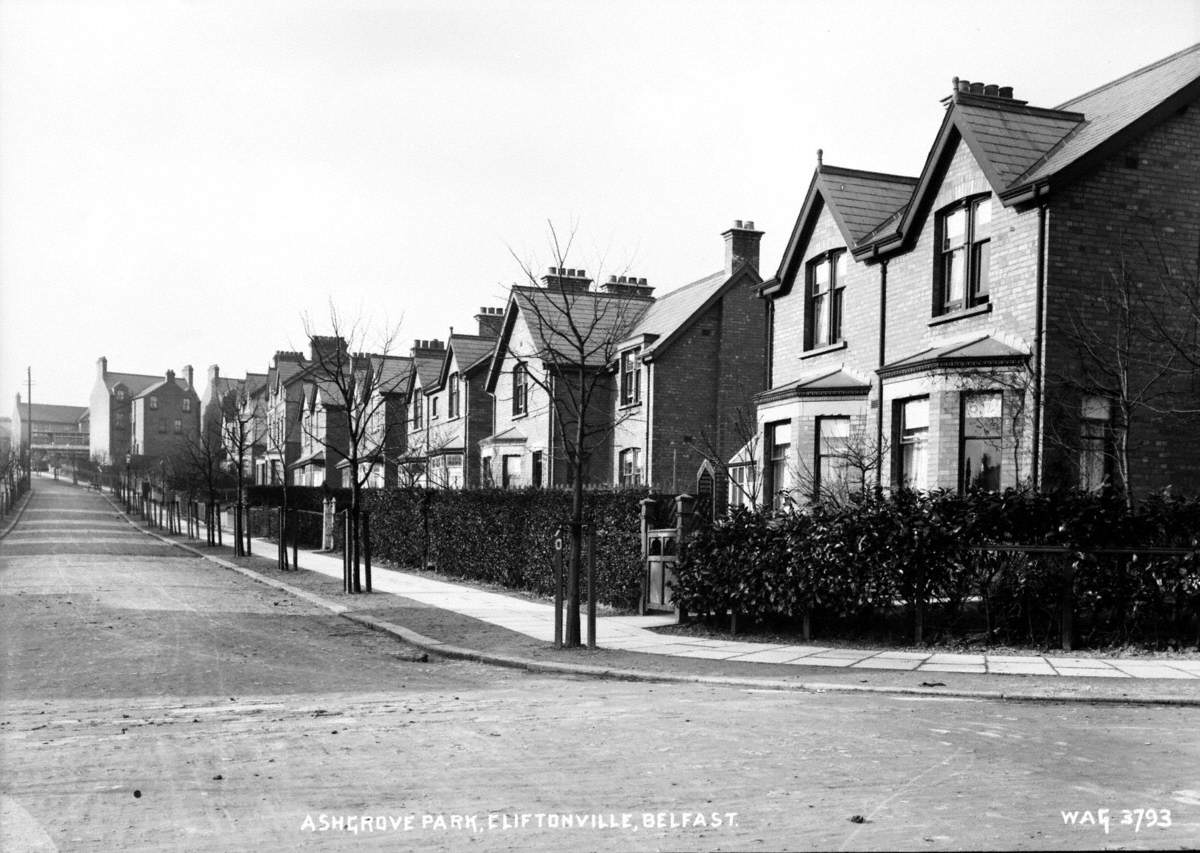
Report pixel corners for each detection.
[165,369,176,384]
[722,219,764,276]
[97,356,108,378]
[182,365,194,389]
[475,306,504,338]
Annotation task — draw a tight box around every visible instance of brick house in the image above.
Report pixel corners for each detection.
[90,357,189,465]
[292,379,346,487]
[609,222,765,503]
[129,367,201,460]
[412,309,502,488]
[481,221,765,493]
[201,366,269,482]
[334,354,412,489]
[259,350,310,485]
[401,339,449,486]
[746,45,1200,507]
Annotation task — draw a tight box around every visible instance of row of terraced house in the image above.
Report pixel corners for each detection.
[101,46,1199,509]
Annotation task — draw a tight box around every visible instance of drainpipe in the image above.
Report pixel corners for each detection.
[644,361,653,489]
[1032,197,1048,489]
[875,256,888,489]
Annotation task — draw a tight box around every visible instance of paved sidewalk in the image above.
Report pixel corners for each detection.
[229,528,1200,681]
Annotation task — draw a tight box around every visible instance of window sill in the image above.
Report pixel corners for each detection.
[618,400,643,412]
[929,301,992,327]
[800,340,848,360]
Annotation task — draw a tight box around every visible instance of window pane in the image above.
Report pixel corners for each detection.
[972,240,990,299]
[770,422,791,452]
[962,438,1002,491]
[813,293,829,347]
[812,259,830,293]
[901,398,929,431]
[943,208,966,250]
[1081,395,1111,421]
[964,392,1001,422]
[901,438,927,490]
[819,416,851,440]
[830,288,843,343]
[973,197,992,239]
[944,249,965,308]
[834,252,848,283]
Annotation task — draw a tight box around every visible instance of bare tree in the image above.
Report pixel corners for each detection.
[1048,257,1183,505]
[502,221,647,646]
[950,361,1036,490]
[301,306,406,593]
[220,384,267,556]
[787,424,889,508]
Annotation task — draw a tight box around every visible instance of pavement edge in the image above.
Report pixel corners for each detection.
[96,492,1200,708]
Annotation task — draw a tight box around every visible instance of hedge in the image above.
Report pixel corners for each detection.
[674,489,1200,649]
[361,488,662,609]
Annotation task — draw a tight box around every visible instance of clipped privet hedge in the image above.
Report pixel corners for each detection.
[674,489,1200,648]
[363,488,661,610]
[246,485,353,512]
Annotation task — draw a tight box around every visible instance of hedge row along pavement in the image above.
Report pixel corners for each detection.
[360,488,665,611]
[673,488,1200,650]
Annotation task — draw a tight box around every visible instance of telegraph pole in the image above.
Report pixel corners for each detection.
[26,366,32,486]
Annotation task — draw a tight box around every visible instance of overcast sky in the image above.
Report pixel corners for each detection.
[2,0,1197,411]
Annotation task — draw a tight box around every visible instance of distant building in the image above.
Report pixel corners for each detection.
[90,357,195,466]
[11,394,89,470]
[129,368,201,461]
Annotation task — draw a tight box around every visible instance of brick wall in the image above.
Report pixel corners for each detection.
[1044,100,1200,494]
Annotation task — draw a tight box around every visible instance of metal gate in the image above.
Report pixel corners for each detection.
[645,527,678,609]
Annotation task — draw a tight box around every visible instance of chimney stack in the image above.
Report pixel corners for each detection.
[475,306,504,338]
[600,274,654,298]
[97,356,108,378]
[165,369,176,384]
[722,219,764,276]
[541,266,593,294]
[947,78,1021,106]
[182,365,194,389]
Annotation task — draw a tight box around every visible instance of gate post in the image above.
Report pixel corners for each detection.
[638,498,654,616]
[322,496,335,551]
[674,494,694,624]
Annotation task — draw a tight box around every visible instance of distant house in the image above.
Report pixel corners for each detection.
[334,353,412,489]
[89,357,195,466]
[747,45,1200,507]
[480,221,766,500]
[129,368,201,461]
[401,339,449,486]
[201,365,269,481]
[293,379,346,487]
[11,394,90,470]
[413,309,502,488]
[260,350,310,485]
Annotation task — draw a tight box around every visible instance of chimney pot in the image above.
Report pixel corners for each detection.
[734,219,743,229]
[958,79,971,93]
[745,220,755,230]
[639,277,647,286]
[608,274,617,283]
[577,269,585,278]
[998,85,1013,99]
[969,82,985,95]
[984,84,999,97]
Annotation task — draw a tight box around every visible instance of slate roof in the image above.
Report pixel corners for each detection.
[818,167,918,246]
[1020,42,1200,185]
[412,354,444,391]
[879,335,1029,378]
[133,377,196,399]
[626,271,725,353]
[449,334,498,373]
[103,371,162,397]
[755,367,872,403]
[23,403,89,424]
[511,286,653,366]
[366,355,412,395]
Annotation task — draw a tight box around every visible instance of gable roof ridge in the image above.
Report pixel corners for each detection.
[818,164,919,185]
[1056,42,1200,110]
